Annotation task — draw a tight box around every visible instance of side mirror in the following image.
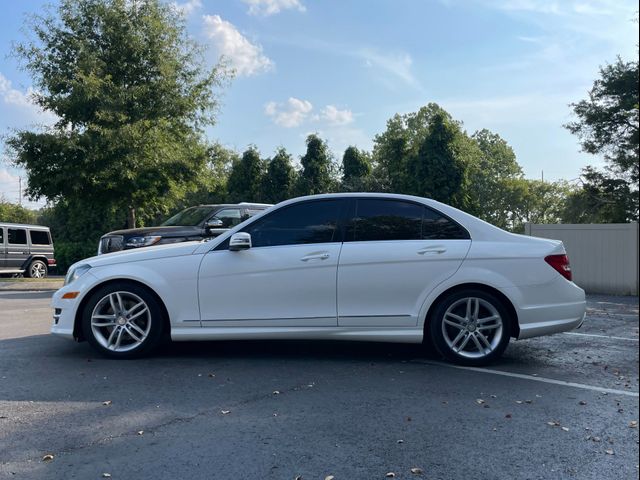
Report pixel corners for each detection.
[205,218,224,229]
[229,232,251,251]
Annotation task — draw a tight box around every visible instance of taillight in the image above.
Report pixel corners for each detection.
[545,254,572,281]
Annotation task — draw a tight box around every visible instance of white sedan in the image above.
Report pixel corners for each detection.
[52,193,586,366]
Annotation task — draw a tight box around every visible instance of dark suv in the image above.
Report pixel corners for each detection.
[98,203,272,254]
[0,222,56,278]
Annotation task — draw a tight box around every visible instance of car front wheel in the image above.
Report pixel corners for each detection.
[429,290,511,366]
[81,282,166,359]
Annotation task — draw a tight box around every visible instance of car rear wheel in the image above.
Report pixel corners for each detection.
[26,260,48,278]
[429,289,511,366]
[81,282,166,359]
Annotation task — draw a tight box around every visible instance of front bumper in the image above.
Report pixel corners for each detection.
[50,272,98,340]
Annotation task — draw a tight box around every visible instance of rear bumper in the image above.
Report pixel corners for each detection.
[500,277,587,340]
[516,309,586,339]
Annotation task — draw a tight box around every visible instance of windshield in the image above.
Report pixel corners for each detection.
[161,206,215,226]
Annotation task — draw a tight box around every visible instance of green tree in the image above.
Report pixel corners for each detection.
[469,129,524,228]
[7,0,226,228]
[505,179,571,232]
[406,111,478,209]
[262,147,296,203]
[565,56,639,221]
[37,200,126,271]
[341,146,371,191]
[372,103,448,192]
[0,199,38,224]
[181,143,236,209]
[560,167,635,223]
[227,147,265,202]
[298,134,335,195]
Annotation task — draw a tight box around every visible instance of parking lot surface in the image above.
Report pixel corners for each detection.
[0,291,638,479]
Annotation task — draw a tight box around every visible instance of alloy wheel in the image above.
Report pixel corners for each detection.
[90,291,152,352]
[441,297,503,359]
[30,262,47,278]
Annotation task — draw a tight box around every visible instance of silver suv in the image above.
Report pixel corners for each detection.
[0,223,56,278]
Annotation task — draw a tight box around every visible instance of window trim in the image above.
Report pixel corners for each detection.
[344,197,470,242]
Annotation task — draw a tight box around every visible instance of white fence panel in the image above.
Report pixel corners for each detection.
[524,223,638,296]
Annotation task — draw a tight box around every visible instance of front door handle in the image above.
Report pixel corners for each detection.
[300,252,330,262]
[417,246,447,255]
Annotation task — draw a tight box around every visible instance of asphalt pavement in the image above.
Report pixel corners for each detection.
[0,291,638,480]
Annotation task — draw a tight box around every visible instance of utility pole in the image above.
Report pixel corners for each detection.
[18,177,22,205]
[541,170,544,183]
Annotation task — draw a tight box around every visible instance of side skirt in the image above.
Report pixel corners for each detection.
[171,326,424,343]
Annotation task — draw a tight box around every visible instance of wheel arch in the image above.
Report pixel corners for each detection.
[423,283,520,340]
[73,278,171,342]
[22,255,48,270]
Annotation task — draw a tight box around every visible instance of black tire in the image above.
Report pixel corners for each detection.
[428,289,511,366]
[26,259,48,278]
[81,282,166,359]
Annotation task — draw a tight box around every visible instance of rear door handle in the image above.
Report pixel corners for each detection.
[417,246,447,255]
[301,252,330,262]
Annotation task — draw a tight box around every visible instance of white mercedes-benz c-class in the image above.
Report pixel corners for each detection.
[52,193,586,366]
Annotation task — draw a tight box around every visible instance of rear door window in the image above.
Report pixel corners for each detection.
[348,199,423,241]
[8,229,27,245]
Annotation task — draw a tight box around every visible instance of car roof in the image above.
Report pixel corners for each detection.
[195,203,273,208]
[0,222,50,230]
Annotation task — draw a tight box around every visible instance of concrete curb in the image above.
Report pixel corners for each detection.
[0,280,63,292]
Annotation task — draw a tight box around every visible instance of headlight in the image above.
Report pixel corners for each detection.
[125,236,162,248]
[64,264,92,285]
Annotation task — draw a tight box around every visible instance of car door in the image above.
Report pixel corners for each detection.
[337,198,471,327]
[6,228,29,270]
[198,199,346,327]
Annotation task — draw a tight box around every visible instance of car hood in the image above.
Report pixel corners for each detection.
[81,241,203,268]
[102,225,202,238]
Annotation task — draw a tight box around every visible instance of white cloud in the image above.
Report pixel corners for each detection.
[0,73,35,109]
[202,15,274,76]
[242,0,306,16]
[0,168,19,195]
[320,105,354,126]
[265,97,313,127]
[358,49,418,88]
[0,72,57,125]
[483,0,620,16]
[173,0,202,16]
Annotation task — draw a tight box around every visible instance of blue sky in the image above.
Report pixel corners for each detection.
[1,0,638,208]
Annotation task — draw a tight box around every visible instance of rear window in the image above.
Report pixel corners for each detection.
[422,207,470,240]
[8,229,27,245]
[30,230,51,245]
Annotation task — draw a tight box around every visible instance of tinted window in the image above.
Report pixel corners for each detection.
[349,199,423,241]
[0,228,3,244]
[212,209,242,228]
[244,200,342,248]
[161,206,213,226]
[30,230,51,245]
[423,207,469,240]
[8,229,27,244]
